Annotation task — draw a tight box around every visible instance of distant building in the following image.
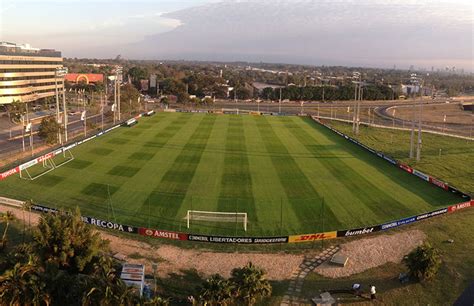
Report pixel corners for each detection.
[0,42,63,105]
[400,84,433,96]
[65,73,104,84]
[252,82,284,92]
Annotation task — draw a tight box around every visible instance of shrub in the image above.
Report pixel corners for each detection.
[403,243,441,282]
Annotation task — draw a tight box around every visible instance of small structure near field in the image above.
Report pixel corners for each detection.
[120,263,145,296]
[312,291,336,306]
[330,254,348,267]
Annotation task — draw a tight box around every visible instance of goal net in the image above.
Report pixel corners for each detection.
[186,210,248,231]
[20,149,74,180]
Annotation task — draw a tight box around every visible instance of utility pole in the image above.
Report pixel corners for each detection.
[279,87,282,114]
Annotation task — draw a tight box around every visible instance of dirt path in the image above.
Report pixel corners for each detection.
[0,205,304,280]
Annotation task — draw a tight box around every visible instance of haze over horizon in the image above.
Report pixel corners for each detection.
[1,0,472,71]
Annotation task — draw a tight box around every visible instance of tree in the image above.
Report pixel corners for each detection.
[5,100,26,124]
[403,243,442,282]
[230,262,272,305]
[235,87,252,100]
[34,208,105,273]
[120,83,141,115]
[0,257,50,306]
[199,274,234,306]
[128,66,148,89]
[82,256,140,306]
[38,116,61,145]
[261,87,274,100]
[0,211,15,251]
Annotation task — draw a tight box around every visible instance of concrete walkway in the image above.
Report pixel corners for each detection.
[281,245,340,306]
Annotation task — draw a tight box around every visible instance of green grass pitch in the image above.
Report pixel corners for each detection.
[0,113,463,236]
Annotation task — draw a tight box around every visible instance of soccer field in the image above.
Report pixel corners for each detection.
[0,113,462,236]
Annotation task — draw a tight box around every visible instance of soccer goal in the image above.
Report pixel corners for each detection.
[19,149,74,181]
[186,210,248,231]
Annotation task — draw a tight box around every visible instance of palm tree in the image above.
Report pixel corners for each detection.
[144,296,170,305]
[82,255,140,306]
[1,211,16,250]
[230,262,272,306]
[199,274,234,306]
[0,257,50,306]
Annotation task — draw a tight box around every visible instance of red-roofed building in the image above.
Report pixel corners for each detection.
[65,73,104,84]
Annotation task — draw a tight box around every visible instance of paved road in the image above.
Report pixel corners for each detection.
[0,112,110,160]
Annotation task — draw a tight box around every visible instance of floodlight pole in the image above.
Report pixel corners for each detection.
[21,115,25,152]
[409,102,415,158]
[59,68,69,142]
[83,91,87,137]
[117,73,121,122]
[25,101,33,156]
[55,70,62,144]
[416,87,423,161]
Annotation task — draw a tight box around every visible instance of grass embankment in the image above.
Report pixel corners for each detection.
[326,120,474,194]
[300,120,473,305]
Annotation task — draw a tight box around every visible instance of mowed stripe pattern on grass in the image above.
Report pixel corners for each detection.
[0,113,463,235]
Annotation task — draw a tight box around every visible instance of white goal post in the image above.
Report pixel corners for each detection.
[186,210,248,231]
[19,149,74,181]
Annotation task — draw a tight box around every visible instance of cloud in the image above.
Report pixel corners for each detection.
[120,0,473,70]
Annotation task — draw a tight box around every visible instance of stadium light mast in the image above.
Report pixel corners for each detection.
[116,66,123,121]
[416,78,424,161]
[54,69,62,144]
[409,73,419,159]
[56,67,68,142]
[352,72,361,133]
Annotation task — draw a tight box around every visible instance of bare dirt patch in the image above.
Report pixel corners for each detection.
[315,230,426,278]
[0,205,303,280]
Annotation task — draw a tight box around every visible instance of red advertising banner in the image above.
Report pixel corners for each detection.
[398,163,413,173]
[429,177,449,190]
[0,166,20,180]
[448,200,473,213]
[138,227,188,241]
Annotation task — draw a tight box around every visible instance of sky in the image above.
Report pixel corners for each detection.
[1,0,473,71]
